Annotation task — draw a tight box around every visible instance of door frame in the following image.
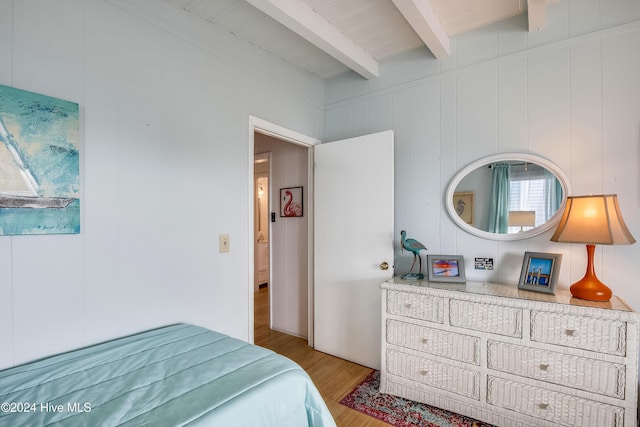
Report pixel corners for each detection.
[247,115,320,345]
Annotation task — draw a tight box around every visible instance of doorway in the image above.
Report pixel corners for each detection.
[248,116,320,346]
[253,133,310,341]
[254,154,270,293]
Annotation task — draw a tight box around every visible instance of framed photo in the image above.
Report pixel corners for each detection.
[427,255,466,283]
[518,252,562,294]
[453,192,474,225]
[280,186,303,217]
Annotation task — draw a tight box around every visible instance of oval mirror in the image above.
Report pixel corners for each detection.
[445,153,571,241]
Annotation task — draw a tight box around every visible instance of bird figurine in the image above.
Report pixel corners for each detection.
[400,230,427,280]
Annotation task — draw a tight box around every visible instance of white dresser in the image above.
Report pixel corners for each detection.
[380,277,639,427]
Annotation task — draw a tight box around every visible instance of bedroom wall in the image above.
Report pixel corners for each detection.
[324,0,640,313]
[0,0,324,370]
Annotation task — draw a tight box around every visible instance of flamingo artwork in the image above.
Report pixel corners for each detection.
[281,187,303,217]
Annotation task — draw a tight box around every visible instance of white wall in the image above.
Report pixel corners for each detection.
[0,0,324,369]
[325,0,640,312]
[255,133,309,338]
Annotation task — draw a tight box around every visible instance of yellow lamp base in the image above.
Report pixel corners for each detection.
[569,244,612,302]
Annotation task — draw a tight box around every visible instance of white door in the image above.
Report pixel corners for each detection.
[314,130,394,369]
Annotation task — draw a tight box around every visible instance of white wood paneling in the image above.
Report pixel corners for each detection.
[6,0,86,364]
[498,57,527,152]
[325,2,640,313]
[0,0,12,83]
[527,47,571,165]
[0,238,12,368]
[0,0,15,370]
[0,0,324,370]
[407,82,440,250]
[601,28,640,301]
[456,64,499,164]
[12,237,85,363]
[11,0,84,100]
[569,39,603,194]
[568,0,600,37]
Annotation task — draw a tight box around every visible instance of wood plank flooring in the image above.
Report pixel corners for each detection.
[254,287,388,427]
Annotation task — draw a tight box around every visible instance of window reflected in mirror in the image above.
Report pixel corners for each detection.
[447,155,567,238]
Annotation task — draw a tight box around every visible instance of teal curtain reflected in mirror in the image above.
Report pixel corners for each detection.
[488,163,510,233]
[545,170,563,220]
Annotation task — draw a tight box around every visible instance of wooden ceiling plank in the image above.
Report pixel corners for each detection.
[245,0,379,78]
[391,0,450,59]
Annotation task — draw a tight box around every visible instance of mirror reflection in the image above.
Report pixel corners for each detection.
[446,154,570,241]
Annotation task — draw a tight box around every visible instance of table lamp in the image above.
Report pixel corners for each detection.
[550,194,635,301]
[508,211,536,232]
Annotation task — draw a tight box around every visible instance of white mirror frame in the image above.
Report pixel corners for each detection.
[445,153,572,241]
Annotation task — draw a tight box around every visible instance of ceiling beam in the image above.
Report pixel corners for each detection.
[527,0,546,31]
[391,0,450,59]
[244,0,379,79]
[528,0,559,31]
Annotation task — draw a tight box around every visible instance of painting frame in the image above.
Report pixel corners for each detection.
[280,186,303,217]
[0,84,80,235]
[453,191,474,225]
[427,255,466,283]
[518,251,562,294]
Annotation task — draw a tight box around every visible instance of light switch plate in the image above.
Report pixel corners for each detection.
[219,234,230,253]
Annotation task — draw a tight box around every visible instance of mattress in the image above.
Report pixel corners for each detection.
[0,323,336,426]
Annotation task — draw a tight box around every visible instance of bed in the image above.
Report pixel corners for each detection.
[0,323,336,426]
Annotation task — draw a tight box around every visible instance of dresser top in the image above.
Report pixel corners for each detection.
[383,277,636,313]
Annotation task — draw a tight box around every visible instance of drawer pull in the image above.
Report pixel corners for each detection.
[420,338,428,344]
[538,403,549,410]
[565,329,575,336]
[404,303,412,309]
[419,370,428,376]
[539,364,549,371]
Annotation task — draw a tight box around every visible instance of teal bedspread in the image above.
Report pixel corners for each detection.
[0,324,336,426]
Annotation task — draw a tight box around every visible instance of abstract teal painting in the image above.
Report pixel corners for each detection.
[0,84,79,235]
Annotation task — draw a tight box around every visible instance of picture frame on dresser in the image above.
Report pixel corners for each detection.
[518,251,562,294]
[427,255,466,283]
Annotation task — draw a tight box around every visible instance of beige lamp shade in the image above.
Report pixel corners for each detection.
[508,211,536,227]
[550,194,636,245]
[550,194,635,302]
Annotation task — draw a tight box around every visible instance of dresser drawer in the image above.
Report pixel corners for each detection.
[387,349,480,400]
[386,319,480,365]
[386,290,444,323]
[531,311,627,356]
[487,376,624,427]
[450,300,522,338]
[487,340,625,399]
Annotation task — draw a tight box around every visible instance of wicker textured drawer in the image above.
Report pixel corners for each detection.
[386,290,444,323]
[487,340,625,399]
[531,311,627,356]
[487,376,624,427]
[387,349,480,400]
[450,300,522,338]
[386,319,480,365]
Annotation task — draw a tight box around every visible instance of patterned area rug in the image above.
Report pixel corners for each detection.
[340,370,494,427]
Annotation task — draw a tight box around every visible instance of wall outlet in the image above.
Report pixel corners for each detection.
[219,234,230,253]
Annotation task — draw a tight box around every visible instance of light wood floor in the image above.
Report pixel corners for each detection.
[254,286,388,427]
